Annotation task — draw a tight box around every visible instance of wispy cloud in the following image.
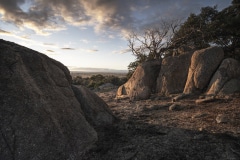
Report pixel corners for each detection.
[43,43,55,46]
[113,48,131,54]
[61,47,75,50]
[0,28,33,41]
[108,35,115,39]
[0,29,11,35]
[86,49,98,53]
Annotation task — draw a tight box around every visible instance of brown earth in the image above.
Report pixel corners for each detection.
[82,88,240,160]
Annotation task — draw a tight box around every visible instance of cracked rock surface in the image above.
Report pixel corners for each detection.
[0,40,102,160]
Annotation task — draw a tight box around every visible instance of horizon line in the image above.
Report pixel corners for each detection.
[68,67,128,73]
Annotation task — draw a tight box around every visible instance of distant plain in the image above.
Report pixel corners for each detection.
[70,71,127,78]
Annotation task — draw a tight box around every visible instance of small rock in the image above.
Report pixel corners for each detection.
[195,96,216,104]
[216,114,228,123]
[192,113,208,119]
[169,104,180,111]
[172,93,188,102]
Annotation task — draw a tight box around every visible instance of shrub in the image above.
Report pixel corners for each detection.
[72,74,127,89]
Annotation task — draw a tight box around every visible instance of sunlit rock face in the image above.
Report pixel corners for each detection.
[207,58,240,95]
[117,46,240,100]
[156,51,194,96]
[184,46,224,94]
[117,60,161,100]
[0,39,101,159]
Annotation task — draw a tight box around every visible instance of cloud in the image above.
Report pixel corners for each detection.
[80,0,134,33]
[113,48,131,54]
[0,0,134,35]
[43,43,55,46]
[46,49,54,52]
[0,28,34,41]
[0,0,231,36]
[0,29,11,35]
[0,0,79,35]
[61,47,75,50]
[86,49,98,53]
[108,35,115,39]
[44,50,58,56]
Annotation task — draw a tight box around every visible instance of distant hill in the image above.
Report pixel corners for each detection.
[69,67,128,73]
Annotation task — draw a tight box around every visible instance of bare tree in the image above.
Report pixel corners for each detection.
[127,19,181,61]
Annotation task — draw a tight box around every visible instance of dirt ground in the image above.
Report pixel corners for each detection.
[82,89,240,160]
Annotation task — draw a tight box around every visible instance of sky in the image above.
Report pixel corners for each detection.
[0,0,231,72]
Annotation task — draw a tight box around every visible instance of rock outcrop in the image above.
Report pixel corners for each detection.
[156,51,193,95]
[184,46,224,94]
[116,60,161,100]
[0,39,114,159]
[117,46,240,100]
[207,58,240,95]
[72,85,116,126]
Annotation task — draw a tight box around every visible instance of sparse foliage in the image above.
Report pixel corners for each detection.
[126,19,181,77]
[127,20,180,61]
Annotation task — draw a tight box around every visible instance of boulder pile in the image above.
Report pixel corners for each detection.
[117,46,240,100]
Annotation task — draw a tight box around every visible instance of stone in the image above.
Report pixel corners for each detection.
[156,51,193,95]
[192,113,208,119]
[116,60,161,100]
[195,96,216,104]
[184,47,224,94]
[0,40,98,159]
[116,85,127,97]
[72,85,116,126]
[207,58,240,95]
[219,79,240,95]
[216,114,228,123]
[169,103,181,111]
[172,93,189,102]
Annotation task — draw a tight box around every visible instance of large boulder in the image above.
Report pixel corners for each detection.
[219,79,240,95]
[156,51,193,95]
[0,40,101,159]
[207,58,240,95]
[184,46,224,94]
[116,60,161,100]
[72,85,116,126]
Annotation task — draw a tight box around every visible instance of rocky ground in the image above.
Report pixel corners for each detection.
[82,88,240,160]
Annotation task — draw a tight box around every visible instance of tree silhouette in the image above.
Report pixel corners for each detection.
[127,20,180,61]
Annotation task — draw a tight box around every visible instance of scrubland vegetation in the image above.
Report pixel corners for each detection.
[72,73,127,89]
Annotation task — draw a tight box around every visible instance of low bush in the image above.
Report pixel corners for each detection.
[72,74,127,89]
